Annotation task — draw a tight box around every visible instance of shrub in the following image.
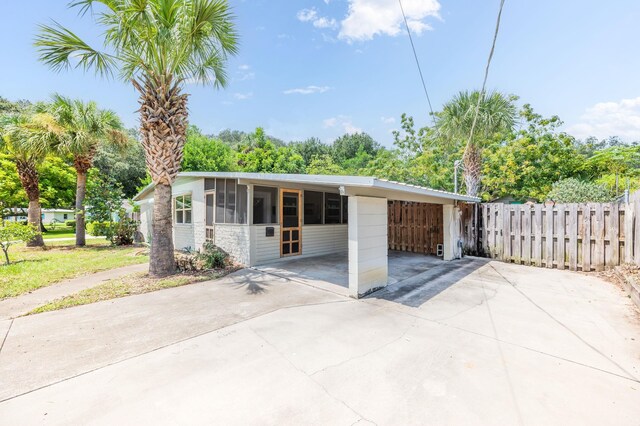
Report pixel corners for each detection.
[0,223,39,265]
[547,178,614,203]
[175,242,229,272]
[87,221,112,236]
[64,220,76,230]
[111,216,138,246]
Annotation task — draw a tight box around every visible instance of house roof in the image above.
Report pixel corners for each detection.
[133,172,480,203]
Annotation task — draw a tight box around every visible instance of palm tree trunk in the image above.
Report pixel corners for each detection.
[463,144,482,198]
[150,183,175,276]
[134,75,188,277]
[75,169,88,247]
[15,160,44,247]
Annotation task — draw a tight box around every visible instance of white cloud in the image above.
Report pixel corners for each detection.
[381,116,396,124]
[566,96,640,141]
[233,92,253,100]
[238,64,250,71]
[283,85,330,95]
[338,0,440,42]
[297,7,338,30]
[323,115,362,134]
[297,8,318,22]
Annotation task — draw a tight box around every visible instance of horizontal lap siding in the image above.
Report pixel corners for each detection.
[252,225,281,265]
[301,225,348,256]
[174,225,195,251]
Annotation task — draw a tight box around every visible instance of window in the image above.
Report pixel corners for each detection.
[253,186,278,224]
[304,191,323,224]
[204,178,215,191]
[63,213,68,220]
[342,195,348,224]
[325,193,341,224]
[215,178,247,224]
[174,194,192,224]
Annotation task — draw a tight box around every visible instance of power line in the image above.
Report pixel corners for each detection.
[398,0,436,127]
[465,0,507,155]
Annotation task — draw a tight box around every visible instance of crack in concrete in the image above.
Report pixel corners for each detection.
[488,263,640,382]
[0,319,14,356]
[309,320,417,377]
[249,327,378,426]
[0,298,350,404]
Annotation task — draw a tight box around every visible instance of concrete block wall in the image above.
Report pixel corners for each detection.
[213,225,251,265]
[348,196,388,298]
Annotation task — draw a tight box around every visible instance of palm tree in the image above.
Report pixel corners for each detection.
[45,95,126,246]
[436,90,516,197]
[35,0,238,276]
[0,111,63,246]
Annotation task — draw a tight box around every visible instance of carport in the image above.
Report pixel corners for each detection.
[246,175,479,298]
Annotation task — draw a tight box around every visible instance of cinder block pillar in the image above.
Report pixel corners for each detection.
[443,204,461,261]
[348,196,388,298]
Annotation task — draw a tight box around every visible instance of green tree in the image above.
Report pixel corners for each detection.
[290,137,331,165]
[237,128,305,173]
[482,106,584,201]
[44,95,126,246]
[0,223,38,265]
[0,111,62,246]
[583,145,640,196]
[331,132,380,166]
[306,154,345,175]
[547,178,613,203]
[36,0,239,276]
[436,90,517,196]
[93,131,147,198]
[182,127,236,172]
[38,156,77,209]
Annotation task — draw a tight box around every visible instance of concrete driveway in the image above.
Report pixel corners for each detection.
[1,257,639,425]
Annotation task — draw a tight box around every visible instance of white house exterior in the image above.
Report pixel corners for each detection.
[41,209,74,224]
[134,172,479,298]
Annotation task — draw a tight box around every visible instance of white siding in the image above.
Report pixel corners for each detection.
[251,225,281,265]
[212,224,251,265]
[137,199,153,243]
[301,225,348,256]
[171,177,204,251]
[348,196,388,298]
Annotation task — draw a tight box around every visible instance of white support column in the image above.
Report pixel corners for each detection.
[443,204,462,261]
[348,196,388,298]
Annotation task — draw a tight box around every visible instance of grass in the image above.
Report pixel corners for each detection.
[28,270,226,314]
[42,226,76,240]
[0,239,148,299]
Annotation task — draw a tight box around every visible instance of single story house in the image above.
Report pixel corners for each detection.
[41,209,75,224]
[134,172,479,298]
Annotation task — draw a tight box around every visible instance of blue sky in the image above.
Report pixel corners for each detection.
[2,0,640,146]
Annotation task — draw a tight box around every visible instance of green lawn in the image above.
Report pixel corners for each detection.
[42,226,76,240]
[0,240,149,299]
[29,271,224,314]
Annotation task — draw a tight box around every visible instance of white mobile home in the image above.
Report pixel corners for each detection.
[134,172,478,297]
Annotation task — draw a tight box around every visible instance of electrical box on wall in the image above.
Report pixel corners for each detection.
[265,227,274,237]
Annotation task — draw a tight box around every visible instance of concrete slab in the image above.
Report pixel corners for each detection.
[1,259,639,424]
[0,269,344,400]
[254,250,446,297]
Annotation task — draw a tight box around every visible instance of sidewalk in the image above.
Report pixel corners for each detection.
[0,263,149,319]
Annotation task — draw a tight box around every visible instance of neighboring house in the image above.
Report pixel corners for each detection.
[41,209,75,224]
[134,172,479,297]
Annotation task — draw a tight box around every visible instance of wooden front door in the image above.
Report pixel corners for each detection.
[280,189,302,257]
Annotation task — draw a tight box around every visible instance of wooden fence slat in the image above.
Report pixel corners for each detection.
[624,201,633,263]
[523,205,532,265]
[545,204,554,268]
[611,203,620,267]
[634,199,640,265]
[557,205,566,270]
[594,204,605,271]
[582,204,592,272]
[504,206,512,262]
[513,205,521,263]
[568,204,578,270]
[533,204,542,266]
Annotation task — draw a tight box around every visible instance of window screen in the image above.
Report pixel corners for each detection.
[304,191,323,224]
[225,179,236,223]
[325,193,341,224]
[341,195,348,224]
[253,186,278,224]
[237,184,247,224]
[215,179,225,223]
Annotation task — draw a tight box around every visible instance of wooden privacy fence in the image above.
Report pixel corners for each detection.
[476,202,634,272]
[388,201,443,255]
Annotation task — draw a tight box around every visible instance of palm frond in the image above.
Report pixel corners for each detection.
[34,21,116,77]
